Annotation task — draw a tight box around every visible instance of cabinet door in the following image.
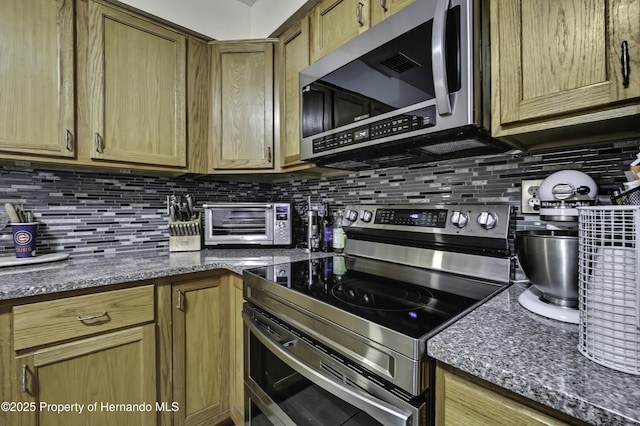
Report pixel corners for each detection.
[280,17,311,169]
[88,2,187,168]
[435,363,576,426]
[172,275,230,425]
[15,325,156,426]
[0,0,75,158]
[370,0,415,25]
[311,0,370,62]
[493,0,640,127]
[228,273,245,424]
[211,42,274,170]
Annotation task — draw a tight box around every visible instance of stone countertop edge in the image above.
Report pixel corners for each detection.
[427,284,640,426]
[0,248,332,301]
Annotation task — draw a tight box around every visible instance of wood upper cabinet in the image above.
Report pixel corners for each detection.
[0,0,75,159]
[279,16,312,169]
[87,1,187,168]
[370,0,415,25]
[311,0,371,62]
[491,0,640,148]
[435,363,586,426]
[211,41,275,171]
[171,274,230,425]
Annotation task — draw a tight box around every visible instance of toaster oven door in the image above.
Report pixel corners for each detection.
[204,204,274,245]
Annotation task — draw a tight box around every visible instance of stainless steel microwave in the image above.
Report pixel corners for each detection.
[202,203,292,246]
[299,0,510,170]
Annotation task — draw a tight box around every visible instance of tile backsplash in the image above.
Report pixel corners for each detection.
[0,168,271,256]
[1,138,638,256]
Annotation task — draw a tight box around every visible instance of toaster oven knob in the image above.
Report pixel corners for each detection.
[450,211,468,228]
[477,212,498,230]
[361,210,373,222]
[345,209,358,222]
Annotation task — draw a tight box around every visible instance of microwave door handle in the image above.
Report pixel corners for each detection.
[244,312,412,426]
[432,0,452,116]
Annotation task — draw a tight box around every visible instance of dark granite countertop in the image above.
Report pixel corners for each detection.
[428,283,640,425]
[0,248,331,302]
[2,250,638,425]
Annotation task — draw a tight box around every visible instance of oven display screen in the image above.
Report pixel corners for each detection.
[375,209,448,228]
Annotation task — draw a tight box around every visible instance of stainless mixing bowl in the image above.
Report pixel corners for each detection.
[515,230,579,307]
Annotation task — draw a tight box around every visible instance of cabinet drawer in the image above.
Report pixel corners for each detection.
[13,285,154,351]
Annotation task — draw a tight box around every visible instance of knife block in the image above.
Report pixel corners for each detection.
[169,214,202,252]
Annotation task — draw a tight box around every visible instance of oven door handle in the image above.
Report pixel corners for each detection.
[244,312,413,426]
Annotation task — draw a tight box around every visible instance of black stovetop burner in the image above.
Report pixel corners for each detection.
[249,256,505,340]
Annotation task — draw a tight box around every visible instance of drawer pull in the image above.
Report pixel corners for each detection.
[77,311,108,322]
[21,365,28,393]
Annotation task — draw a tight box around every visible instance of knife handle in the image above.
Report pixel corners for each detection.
[4,203,21,223]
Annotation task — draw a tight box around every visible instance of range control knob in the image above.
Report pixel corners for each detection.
[477,212,498,230]
[361,210,373,222]
[450,211,468,228]
[345,209,359,222]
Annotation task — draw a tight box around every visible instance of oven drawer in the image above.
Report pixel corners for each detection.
[13,285,155,350]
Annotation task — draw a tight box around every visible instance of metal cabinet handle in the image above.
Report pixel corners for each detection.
[621,40,630,88]
[77,311,108,322]
[356,2,364,26]
[65,129,74,152]
[21,365,28,393]
[176,289,184,311]
[380,0,388,12]
[95,132,104,153]
[267,146,272,163]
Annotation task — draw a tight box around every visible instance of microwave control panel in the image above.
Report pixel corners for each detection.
[311,105,437,154]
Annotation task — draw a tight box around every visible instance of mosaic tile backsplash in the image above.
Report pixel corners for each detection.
[1,138,638,256]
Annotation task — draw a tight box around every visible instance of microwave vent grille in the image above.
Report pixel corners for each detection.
[379,52,420,74]
[416,139,486,155]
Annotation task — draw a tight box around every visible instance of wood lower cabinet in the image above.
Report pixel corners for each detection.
[169,273,230,425]
[15,325,156,426]
[3,285,157,426]
[210,41,275,171]
[435,363,587,426]
[228,273,245,424]
[0,0,75,159]
[491,0,640,149]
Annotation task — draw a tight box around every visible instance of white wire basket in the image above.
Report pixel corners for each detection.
[577,206,640,375]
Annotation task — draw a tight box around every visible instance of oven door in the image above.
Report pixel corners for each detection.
[203,204,274,245]
[243,305,426,426]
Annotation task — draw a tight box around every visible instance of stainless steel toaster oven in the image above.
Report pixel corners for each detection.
[202,203,292,246]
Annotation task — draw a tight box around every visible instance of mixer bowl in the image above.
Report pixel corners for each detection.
[515,230,579,307]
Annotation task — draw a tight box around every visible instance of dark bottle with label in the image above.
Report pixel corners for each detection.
[321,204,333,252]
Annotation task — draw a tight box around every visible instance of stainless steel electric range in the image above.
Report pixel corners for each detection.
[243,203,513,426]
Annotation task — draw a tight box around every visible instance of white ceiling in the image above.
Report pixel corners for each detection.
[118,0,309,40]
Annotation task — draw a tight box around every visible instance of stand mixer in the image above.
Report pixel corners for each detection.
[516,170,598,323]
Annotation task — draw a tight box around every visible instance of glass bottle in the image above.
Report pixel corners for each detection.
[332,209,345,253]
[321,203,333,252]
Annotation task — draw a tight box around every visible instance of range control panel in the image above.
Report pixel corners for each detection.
[342,203,512,239]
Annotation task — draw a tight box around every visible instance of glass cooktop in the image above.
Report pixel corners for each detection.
[245,256,507,339]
